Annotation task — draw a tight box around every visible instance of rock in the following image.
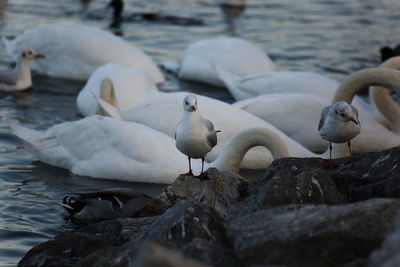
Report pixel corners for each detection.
[367,215,400,267]
[136,168,249,219]
[134,200,240,267]
[76,241,209,267]
[251,147,400,209]
[18,217,156,267]
[227,198,400,267]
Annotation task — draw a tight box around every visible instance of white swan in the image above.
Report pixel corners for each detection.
[0,48,45,92]
[217,66,390,128]
[176,37,275,87]
[95,90,326,169]
[2,23,165,84]
[76,63,158,116]
[234,68,400,154]
[370,56,400,134]
[11,116,289,183]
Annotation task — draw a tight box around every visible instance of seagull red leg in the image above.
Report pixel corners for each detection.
[183,156,194,176]
[198,156,210,181]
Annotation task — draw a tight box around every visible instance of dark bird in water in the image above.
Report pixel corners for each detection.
[108,0,204,27]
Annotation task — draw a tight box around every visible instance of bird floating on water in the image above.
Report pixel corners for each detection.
[61,188,152,220]
[318,101,361,167]
[175,94,220,180]
[0,48,44,92]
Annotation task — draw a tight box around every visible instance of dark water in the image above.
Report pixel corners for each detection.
[1,0,400,265]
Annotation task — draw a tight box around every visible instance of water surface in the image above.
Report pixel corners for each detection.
[1,0,399,265]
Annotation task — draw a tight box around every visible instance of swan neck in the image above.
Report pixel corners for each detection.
[369,57,400,133]
[333,68,400,104]
[211,127,289,173]
[100,78,120,110]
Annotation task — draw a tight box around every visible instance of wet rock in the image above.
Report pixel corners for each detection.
[367,215,400,267]
[134,200,240,267]
[18,217,156,267]
[76,241,209,267]
[253,147,400,208]
[227,198,400,267]
[136,168,249,219]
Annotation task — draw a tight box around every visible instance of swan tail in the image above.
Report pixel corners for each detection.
[214,65,251,100]
[9,123,45,157]
[91,91,123,120]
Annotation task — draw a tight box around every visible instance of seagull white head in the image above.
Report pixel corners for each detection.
[332,101,359,125]
[20,48,45,61]
[183,94,198,112]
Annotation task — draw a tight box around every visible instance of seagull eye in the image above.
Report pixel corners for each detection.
[335,111,338,115]
[340,113,345,117]
[28,51,32,55]
[185,101,188,105]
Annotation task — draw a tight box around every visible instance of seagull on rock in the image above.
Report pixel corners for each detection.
[318,101,361,167]
[0,48,44,92]
[175,94,220,180]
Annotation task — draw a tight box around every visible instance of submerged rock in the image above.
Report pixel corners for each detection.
[18,217,156,267]
[228,198,400,267]
[76,241,209,267]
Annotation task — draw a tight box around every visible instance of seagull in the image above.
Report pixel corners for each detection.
[175,94,220,180]
[318,101,361,167]
[0,48,44,92]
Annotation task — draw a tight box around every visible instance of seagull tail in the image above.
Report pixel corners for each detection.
[91,91,123,120]
[214,64,250,100]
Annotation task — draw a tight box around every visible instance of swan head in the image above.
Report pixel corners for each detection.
[20,48,45,61]
[108,0,124,18]
[183,94,198,112]
[332,101,359,125]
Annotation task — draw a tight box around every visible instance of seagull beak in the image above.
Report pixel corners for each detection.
[190,105,196,112]
[34,53,45,59]
[349,117,359,125]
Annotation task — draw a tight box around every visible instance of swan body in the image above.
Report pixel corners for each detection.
[0,48,44,92]
[76,63,158,116]
[178,37,275,87]
[217,66,390,127]
[11,116,289,183]
[235,68,400,154]
[61,188,152,220]
[96,91,328,169]
[2,23,164,83]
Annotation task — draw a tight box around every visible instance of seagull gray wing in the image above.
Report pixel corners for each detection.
[203,119,218,147]
[318,105,331,131]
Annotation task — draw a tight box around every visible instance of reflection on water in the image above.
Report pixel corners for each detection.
[0,0,400,265]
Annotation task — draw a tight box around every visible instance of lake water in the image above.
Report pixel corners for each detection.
[1,0,400,265]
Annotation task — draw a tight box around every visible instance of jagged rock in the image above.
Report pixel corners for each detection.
[135,168,249,219]
[227,198,400,267]
[134,200,240,267]
[76,241,209,267]
[250,147,400,210]
[18,217,156,267]
[367,215,400,267]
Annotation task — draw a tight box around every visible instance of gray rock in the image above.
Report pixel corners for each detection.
[135,200,240,267]
[227,198,400,267]
[368,215,400,267]
[75,241,209,267]
[136,168,249,219]
[18,217,157,267]
[252,147,400,209]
